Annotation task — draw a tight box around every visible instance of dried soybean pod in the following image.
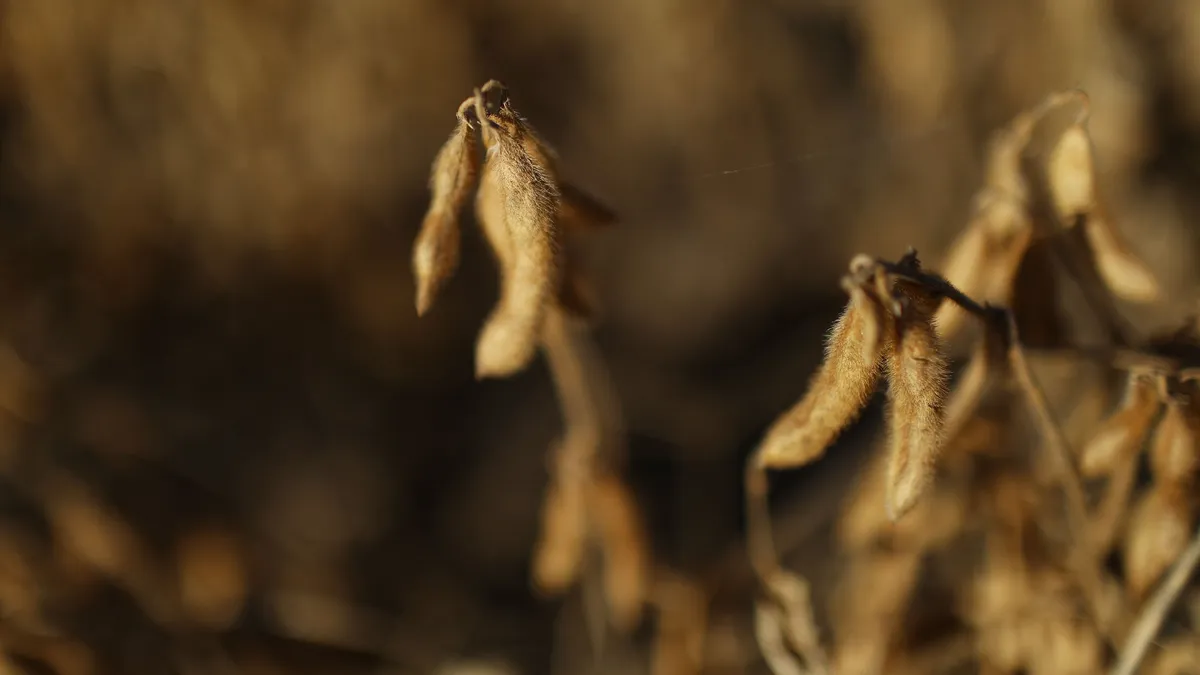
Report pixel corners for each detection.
[1150,400,1200,487]
[757,264,888,469]
[883,281,949,520]
[473,82,563,379]
[413,98,481,316]
[587,472,650,632]
[1046,122,1095,223]
[531,440,588,595]
[1123,487,1192,601]
[1082,211,1160,304]
[1079,374,1160,478]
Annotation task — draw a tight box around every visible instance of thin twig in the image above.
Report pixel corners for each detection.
[745,459,780,582]
[1005,316,1129,643]
[1110,523,1200,675]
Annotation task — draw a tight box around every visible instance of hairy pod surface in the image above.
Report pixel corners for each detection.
[884,282,949,520]
[473,85,563,379]
[757,284,887,469]
[413,99,481,316]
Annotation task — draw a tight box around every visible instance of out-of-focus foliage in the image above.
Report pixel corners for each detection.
[0,0,1198,673]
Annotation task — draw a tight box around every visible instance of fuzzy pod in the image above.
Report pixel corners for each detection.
[1046,123,1096,223]
[757,280,888,469]
[472,83,563,379]
[1149,399,1200,488]
[530,443,589,596]
[587,472,650,632]
[413,98,481,316]
[883,282,949,520]
[1123,487,1193,601]
[1083,212,1159,303]
[1079,374,1160,478]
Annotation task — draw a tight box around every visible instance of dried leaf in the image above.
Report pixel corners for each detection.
[473,81,563,379]
[1079,374,1160,478]
[413,98,480,316]
[557,258,600,321]
[757,279,887,469]
[884,281,949,520]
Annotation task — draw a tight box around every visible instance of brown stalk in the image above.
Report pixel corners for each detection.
[754,601,810,675]
[764,569,830,675]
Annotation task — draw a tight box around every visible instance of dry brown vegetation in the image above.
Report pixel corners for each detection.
[4,1,1200,674]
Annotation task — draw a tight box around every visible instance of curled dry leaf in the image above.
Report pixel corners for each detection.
[586,471,650,632]
[884,281,949,520]
[472,80,563,379]
[413,98,480,316]
[757,266,888,469]
[1079,374,1160,478]
[1150,399,1200,487]
[1123,488,1193,601]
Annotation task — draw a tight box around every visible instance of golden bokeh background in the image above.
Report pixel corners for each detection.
[0,0,1198,673]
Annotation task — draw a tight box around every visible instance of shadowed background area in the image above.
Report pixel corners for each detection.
[0,0,1198,673]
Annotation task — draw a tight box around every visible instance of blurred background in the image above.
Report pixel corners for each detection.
[0,0,1199,673]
